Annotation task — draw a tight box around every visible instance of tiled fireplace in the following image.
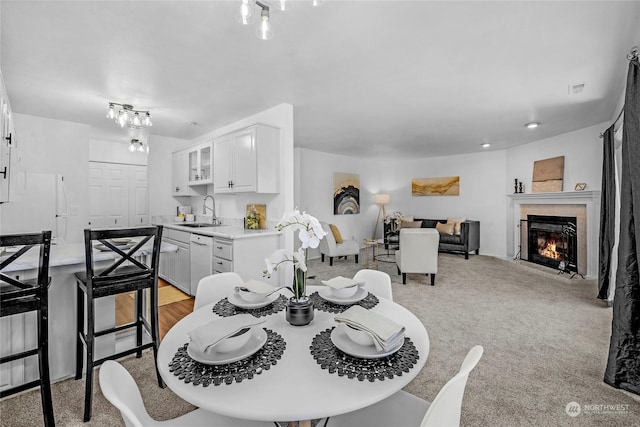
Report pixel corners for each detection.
[508,191,600,278]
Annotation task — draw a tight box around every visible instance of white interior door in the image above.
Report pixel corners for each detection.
[129,165,148,226]
[105,164,127,227]
[88,163,105,228]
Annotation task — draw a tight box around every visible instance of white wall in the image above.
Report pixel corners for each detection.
[504,122,606,257]
[89,138,148,166]
[0,114,90,242]
[146,134,192,216]
[296,148,507,258]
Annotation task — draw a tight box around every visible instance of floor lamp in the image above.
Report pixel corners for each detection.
[372,193,390,239]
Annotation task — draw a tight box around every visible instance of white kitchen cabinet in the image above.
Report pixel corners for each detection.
[172,148,199,196]
[213,124,280,194]
[88,162,148,228]
[187,141,213,186]
[213,234,281,285]
[159,228,191,294]
[0,73,18,204]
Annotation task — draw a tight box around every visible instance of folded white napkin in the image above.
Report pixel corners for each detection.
[334,305,405,352]
[234,279,278,295]
[321,276,364,290]
[188,314,265,353]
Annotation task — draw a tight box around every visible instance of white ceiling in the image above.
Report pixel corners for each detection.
[1,1,639,159]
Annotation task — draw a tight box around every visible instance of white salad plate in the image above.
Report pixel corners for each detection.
[187,327,268,365]
[318,287,367,305]
[330,324,403,359]
[227,292,280,309]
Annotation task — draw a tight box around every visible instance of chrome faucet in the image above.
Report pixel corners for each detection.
[203,195,218,225]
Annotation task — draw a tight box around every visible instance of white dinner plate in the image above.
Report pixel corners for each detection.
[318,287,367,305]
[227,292,280,309]
[330,324,404,359]
[187,327,268,365]
[109,238,132,244]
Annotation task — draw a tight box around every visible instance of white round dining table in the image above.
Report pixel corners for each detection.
[157,285,430,425]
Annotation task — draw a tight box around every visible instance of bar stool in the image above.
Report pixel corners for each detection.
[0,231,54,427]
[75,226,164,422]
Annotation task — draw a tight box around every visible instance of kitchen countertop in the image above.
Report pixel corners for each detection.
[1,241,178,273]
[163,223,281,239]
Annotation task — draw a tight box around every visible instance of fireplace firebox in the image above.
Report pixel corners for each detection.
[521,215,578,273]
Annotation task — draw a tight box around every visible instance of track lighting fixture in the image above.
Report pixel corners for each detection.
[106,103,152,128]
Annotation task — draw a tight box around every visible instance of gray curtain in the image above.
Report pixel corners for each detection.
[598,126,616,299]
[604,56,640,396]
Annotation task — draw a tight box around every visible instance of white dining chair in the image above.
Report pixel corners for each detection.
[193,272,244,311]
[353,269,393,300]
[99,360,274,427]
[323,345,483,427]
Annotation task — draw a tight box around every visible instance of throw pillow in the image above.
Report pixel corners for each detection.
[401,220,422,228]
[329,224,343,244]
[447,217,467,235]
[436,222,455,235]
[400,215,414,222]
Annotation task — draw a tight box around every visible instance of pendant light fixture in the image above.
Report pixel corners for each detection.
[236,0,255,25]
[128,138,149,153]
[236,0,322,40]
[255,3,273,41]
[107,103,152,128]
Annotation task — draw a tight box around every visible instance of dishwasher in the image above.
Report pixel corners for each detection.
[190,234,213,296]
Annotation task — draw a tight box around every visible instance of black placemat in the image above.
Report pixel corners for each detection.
[168,328,285,387]
[309,327,419,382]
[212,294,288,318]
[309,291,379,314]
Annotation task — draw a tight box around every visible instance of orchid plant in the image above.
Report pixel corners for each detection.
[263,210,327,301]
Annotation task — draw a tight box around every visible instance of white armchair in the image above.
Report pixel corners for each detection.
[318,221,360,266]
[395,228,440,285]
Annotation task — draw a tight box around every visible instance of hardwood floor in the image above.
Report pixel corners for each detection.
[115,278,194,340]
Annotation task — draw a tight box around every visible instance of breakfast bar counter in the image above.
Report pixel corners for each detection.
[0,241,178,389]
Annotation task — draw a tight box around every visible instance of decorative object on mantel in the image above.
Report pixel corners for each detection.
[514,179,519,194]
[334,172,360,215]
[574,183,587,191]
[264,210,327,326]
[412,176,460,196]
[532,156,564,193]
[519,181,524,193]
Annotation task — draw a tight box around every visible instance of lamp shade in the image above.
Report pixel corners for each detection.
[374,193,391,205]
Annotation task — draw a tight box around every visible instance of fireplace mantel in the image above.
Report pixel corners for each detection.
[508,191,600,203]
[507,190,601,278]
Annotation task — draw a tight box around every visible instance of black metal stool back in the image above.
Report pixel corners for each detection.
[0,231,54,427]
[75,225,164,422]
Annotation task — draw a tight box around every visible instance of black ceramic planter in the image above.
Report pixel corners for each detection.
[286,297,314,326]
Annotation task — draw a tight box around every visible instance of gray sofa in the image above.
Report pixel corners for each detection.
[384,218,480,259]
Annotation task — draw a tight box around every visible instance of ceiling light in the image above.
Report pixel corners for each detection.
[525,122,540,129]
[255,3,273,40]
[128,138,148,153]
[312,0,325,6]
[481,143,491,148]
[107,103,152,129]
[236,0,255,25]
[277,0,290,11]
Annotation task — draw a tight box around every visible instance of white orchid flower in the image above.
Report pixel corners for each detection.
[292,248,307,272]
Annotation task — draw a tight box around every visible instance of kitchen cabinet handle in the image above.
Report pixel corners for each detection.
[0,167,6,179]
[216,246,223,249]
[5,133,11,145]
[216,261,223,265]
[175,187,180,192]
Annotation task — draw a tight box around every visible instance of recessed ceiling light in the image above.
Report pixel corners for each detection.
[481,143,491,148]
[525,122,540,129]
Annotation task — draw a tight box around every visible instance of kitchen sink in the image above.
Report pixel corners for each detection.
[179,223,221,228]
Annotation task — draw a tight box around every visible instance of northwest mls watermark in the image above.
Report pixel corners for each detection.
[565,401,631,417]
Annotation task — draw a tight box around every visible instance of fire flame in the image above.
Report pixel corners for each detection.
[539,239,562,260]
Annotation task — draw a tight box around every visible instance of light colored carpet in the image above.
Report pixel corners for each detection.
[1,253,639,426]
